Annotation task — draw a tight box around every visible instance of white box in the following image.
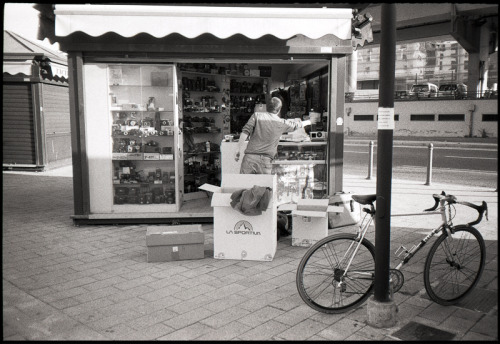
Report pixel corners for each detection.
[200,174,277,261]
[327,192,361,228]
[284,199,343,247]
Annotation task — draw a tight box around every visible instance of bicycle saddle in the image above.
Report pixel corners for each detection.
[352,194,376,205]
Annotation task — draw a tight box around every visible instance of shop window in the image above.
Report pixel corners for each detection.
[354,115,374,121]
[482,114,498,122]
[438,114,465,121]
[411,114,435,121]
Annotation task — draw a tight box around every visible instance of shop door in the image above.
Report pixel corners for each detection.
[2,83,37,166]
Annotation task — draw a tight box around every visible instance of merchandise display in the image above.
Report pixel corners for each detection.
[108,64,181,209]
[272,142,328,204]
[180,68,226,195]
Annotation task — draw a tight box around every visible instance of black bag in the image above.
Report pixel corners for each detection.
[277,211,292,240]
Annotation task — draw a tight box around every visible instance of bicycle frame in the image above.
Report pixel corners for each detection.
[391,198,452,270]
[346,198,452,278]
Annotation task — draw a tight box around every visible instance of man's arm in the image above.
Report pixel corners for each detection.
[235,114,256,161]
[235,132,249,161]
[282,116,318,132]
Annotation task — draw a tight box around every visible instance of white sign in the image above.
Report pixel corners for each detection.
[378,107,395,130]
[336,117,344,126]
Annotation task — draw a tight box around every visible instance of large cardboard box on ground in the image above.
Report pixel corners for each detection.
[200,174,277,261]
[146,225,205,262]
[327,192,361,228]
[280,199,343,247]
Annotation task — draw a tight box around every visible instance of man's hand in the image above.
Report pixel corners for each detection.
[235,151,240,161]
[309,114,321,125]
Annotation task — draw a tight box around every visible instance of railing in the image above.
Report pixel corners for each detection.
[346,90,498,102]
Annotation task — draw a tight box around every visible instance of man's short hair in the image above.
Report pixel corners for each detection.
[267,97,282,114]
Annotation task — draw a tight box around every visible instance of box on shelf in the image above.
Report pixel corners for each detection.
[200,174,277,261]
[327,192,361,228]
[279,199,343,247]
[146,224,205,262]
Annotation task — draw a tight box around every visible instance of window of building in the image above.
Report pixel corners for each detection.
[354,115,374,121]
[438,114,465,121]
[482,114,498,122]
[411,114,435,121]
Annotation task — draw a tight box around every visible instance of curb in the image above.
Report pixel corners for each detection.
[345,139,498,148]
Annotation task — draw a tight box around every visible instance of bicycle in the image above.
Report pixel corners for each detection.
[296,191,488,314]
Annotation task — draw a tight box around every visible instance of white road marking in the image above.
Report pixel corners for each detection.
[445,155,497,160]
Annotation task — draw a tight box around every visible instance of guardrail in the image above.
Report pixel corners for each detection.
[346,90,498,102]
[365,141,435,185]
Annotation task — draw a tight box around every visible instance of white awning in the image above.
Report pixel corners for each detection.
[55,5,353,40]
[3,61,33,76]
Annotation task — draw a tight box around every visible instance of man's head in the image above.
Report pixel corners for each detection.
[267,97,282,115]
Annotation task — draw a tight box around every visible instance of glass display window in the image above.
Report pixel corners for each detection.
[107,64,181,210]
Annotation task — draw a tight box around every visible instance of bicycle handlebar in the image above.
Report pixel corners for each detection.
[423,190,488,226]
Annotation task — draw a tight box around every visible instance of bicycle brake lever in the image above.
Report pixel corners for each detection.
[483,201,489,221]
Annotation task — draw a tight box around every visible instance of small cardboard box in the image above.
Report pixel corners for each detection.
[327,192,361,228]
[146,225,204,262]
[280,199,343,247]
[200,174,277,261]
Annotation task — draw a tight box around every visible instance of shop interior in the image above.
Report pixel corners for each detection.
[177,60,331,211]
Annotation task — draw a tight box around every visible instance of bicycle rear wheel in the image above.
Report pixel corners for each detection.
[296,233,375,313]
[424,225,485,306]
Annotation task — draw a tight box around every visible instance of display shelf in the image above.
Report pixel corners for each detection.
[185,90,222,93]
[180,70,225,76]
[108,64,181,211]
[185,151,221,156]
[278,141,327,146]
[272,160,326,165]
[230,92,265,96]
[180,69,224,195]
[184,111,222,114]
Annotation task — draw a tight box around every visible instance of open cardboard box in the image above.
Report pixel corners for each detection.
[200,174,277,261]
[279,199,343,247]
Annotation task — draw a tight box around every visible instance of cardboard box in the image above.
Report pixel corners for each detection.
[280,199,343,247]
[200,174,277,261]
[327,192,361,228]
[146,225,205,262]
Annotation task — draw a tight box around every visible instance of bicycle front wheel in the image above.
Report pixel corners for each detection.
[424,225,486,306]
[296,234,375,314]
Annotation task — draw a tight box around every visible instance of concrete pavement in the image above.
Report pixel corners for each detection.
[2,167,498,340]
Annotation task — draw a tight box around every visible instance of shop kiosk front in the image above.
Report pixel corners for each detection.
[53,4,354,224]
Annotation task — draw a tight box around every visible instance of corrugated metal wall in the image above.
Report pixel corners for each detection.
[42,83,71,164]
[2,83,36,165]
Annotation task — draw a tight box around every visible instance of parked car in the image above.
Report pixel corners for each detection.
[408,83,438,98]
[438,83,468,99]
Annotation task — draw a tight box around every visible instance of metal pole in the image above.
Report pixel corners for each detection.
[374,3,396,303]
[367,141,374,180]
[425,143,433,185]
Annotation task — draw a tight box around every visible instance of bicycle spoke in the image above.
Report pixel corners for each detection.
[424,226,485,305]
[297,235,375,313]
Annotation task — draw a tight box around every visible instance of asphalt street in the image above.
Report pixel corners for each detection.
[344,137,498,188]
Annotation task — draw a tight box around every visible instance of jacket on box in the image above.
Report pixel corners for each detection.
[230,185,272,216]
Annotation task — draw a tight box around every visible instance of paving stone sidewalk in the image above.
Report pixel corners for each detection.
[2,170,498,340]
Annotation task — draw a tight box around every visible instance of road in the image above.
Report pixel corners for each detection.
[343,141,498,188]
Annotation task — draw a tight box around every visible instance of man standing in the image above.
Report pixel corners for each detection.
[235,97,319,174]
